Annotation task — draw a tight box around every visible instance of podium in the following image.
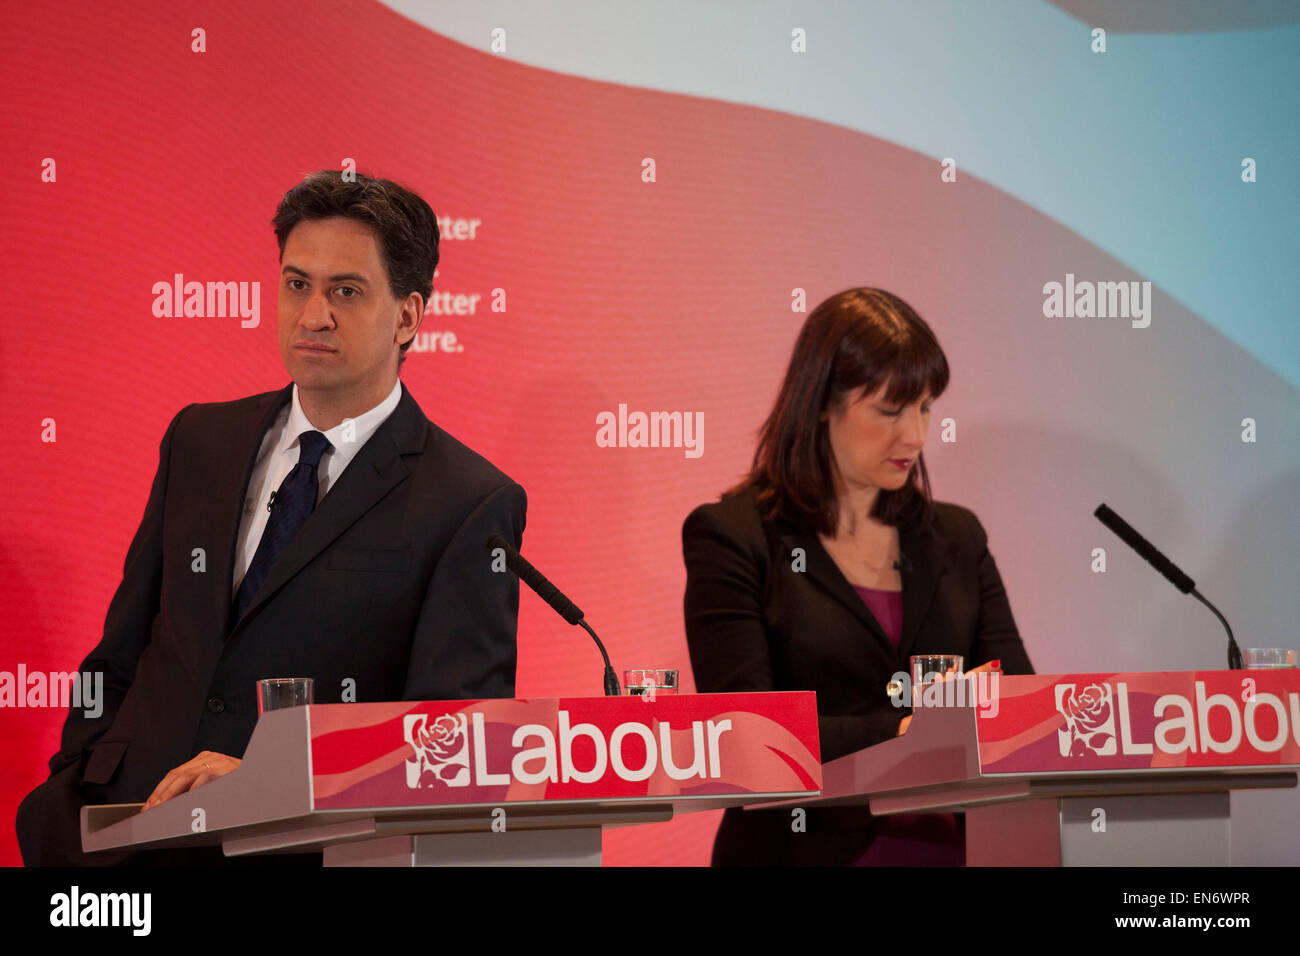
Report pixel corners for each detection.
[80,692,820,866]
[762,670,1300,865]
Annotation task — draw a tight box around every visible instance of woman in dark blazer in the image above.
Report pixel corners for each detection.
[683,288,1033,866]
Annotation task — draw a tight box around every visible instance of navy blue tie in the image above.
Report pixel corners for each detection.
[234,430,331,622]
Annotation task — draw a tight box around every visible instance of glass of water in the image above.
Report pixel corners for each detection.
[1244,648,1299,669]
[624,669,678,698]
[257,677,314,713]
[909,655,963,706]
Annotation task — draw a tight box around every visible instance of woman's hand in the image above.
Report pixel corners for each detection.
[896,659,1001,735]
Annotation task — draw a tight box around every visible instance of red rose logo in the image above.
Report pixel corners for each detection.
[404,712,471,787]
[424,714,462,749]
[1056,683,1117,756]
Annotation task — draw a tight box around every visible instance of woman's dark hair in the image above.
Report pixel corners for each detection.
[729,288,951,534]
[271,170,439,360]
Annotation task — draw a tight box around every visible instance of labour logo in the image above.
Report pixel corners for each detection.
[1055,683,1117,756]
[404,712,471,787]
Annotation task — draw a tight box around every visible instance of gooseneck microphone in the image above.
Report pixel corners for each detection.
[1094,503,1243,670]
[485,534,621,695]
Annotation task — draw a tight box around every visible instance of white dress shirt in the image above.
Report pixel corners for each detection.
[232,379,403,597]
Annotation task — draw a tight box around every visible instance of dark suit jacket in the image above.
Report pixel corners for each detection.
[18,381,525,864]
[682,488,1032,865]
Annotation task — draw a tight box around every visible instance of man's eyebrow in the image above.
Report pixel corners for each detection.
[281,265,370,283]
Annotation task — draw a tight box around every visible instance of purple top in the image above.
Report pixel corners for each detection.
[852,585,904,647]
[849,583,964,866]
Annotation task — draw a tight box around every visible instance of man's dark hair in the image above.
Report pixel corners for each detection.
[272,170,439,362]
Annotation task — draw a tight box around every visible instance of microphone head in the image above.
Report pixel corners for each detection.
[1093,502,1195,593]
[1094,503,1121,527]
[1094,502,1134,538]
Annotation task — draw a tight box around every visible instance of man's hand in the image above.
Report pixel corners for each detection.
[141,751,241,810]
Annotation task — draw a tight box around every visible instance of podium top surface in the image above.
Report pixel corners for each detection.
[796,669,1300,812]
[81,691,822,854]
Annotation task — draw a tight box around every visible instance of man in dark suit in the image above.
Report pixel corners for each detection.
[16,170,525,865]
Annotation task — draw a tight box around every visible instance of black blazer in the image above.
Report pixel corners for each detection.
[35,381,526,808]
[682,488,1032,865]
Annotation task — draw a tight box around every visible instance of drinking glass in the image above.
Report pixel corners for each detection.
[624,669,678,698]
[257,677,314,714]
